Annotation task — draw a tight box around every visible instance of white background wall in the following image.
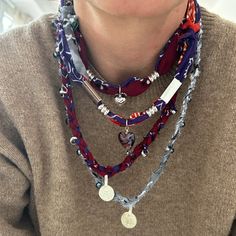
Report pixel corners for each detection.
[199,0,236,22]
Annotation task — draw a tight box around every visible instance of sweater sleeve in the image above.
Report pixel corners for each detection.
[0,18,50,235]
[0,101,35,235]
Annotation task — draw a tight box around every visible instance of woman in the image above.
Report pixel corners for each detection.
[0,0,235,235]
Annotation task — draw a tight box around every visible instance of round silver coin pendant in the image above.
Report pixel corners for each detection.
[121,211,137,229]
[98,185,115,202]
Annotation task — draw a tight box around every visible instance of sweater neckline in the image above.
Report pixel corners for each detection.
[46,6,217,109]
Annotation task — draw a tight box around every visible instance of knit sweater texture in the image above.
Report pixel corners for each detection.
[0,6,236,236]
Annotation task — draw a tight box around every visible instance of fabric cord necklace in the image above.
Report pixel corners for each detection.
[71,5,194,101]
[52,0,202,229]
[86,61,159,106]
[81,31,177,101]
[54,0,200,156]
[53,0,200,171]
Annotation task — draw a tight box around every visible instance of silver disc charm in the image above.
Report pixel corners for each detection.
[121,207,137,229]
[98,175,115,202]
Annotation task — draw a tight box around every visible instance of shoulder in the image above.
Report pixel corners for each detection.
[200,7,236,67]
[0,12,57,47]
[199,7,236,104]
[0,13,58,117]
[0,13,58,97]
[0,13,57,74]
[195,7,236,126]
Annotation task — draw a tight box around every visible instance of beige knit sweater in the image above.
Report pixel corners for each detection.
[0,7,236,236]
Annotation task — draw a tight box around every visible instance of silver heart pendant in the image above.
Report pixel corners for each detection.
[114,93,127,105]
[118,131,135,150]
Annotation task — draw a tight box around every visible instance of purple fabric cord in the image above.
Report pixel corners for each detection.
[56,19,83,85]
[56,5,201,87]
[176,31,198,82]
[54,0,201,128]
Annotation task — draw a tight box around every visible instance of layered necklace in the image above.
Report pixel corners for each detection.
[52,0,202,229]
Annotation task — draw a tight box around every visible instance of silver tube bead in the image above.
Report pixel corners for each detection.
[82,79,102,105]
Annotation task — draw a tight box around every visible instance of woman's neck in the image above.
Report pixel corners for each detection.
[74,1,188,84]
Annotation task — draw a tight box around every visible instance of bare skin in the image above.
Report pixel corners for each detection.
[74,0,189,84]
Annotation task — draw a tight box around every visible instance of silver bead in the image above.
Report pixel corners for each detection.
[151,105,158,113]
[170,109,177,114]
[100,106,109,115]
[150,108,155,115]
[98,104,105,110]
[96,182,102,189]
[148,71,159,82]
[141,149,149,157]
[101,107,106,113]
[86,70,92,77]
[151,74,156,81]
[154,71,160,78]
[167,145,174,153]
[146,106,157,117]
[146,109,152,117]
[59,88,67,95]
[70,136,78,145]
[59,84,69,95]
[76,149,83,157]
[104,108,110,116]
[86,70,96,80]
[149,76,154,82]
[101,107,109,115]
[53,51,58,58]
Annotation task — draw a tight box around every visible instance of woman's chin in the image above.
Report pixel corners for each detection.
[86,0,178,18]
